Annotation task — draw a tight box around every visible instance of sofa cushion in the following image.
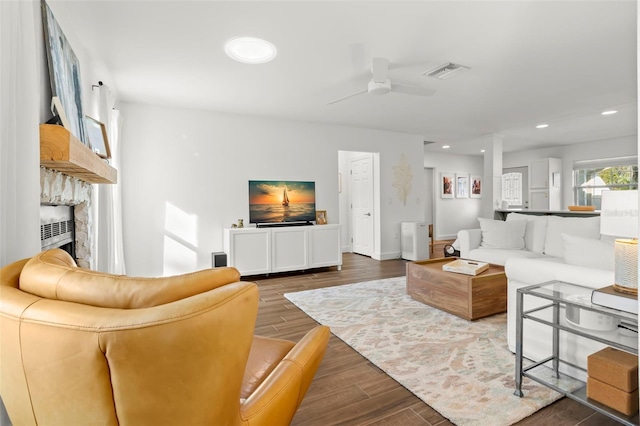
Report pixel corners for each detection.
[478,217,526,250]
[562,234,615,271]
[506,213,549,253]
[468,247,547,266]
[543,216,600,258]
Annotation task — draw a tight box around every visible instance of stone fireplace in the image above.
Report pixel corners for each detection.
[40,166,93,269]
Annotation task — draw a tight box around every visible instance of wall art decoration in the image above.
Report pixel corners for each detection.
[42,1,87,145]
[456,174,469,198]
[441,173,454,198]
[392,153,413,206]
[470,175,482,198]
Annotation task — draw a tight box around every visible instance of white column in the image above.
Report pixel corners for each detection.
[482,134,504,219]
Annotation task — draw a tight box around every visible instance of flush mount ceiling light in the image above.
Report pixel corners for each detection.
[602,110,618,115]
[536,124,549,129]
[225,37,277,64]
[442,145,451,149]
[423,62,470,80]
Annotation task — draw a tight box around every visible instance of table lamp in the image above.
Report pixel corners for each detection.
[600,190,639,294]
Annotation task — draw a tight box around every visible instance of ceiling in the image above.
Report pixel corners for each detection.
[51,1,638,156]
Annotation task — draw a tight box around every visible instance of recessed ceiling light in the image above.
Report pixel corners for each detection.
[225,37,277,64]
[602,110,618,115]
[442,145,450,149]
[536,124,549,129]
[480,149,486,153]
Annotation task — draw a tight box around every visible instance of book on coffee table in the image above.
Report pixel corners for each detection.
[591,285,638,314]
[442,259,489,276]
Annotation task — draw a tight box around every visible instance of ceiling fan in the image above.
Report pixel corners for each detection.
[327,57,436,105]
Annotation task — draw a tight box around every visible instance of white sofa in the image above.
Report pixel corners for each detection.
[457,213,633,381]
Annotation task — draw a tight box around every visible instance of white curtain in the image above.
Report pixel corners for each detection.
[90,84,126,274]
[0,0,42,266]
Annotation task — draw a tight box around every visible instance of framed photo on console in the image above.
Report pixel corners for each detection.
[316,210,327,225]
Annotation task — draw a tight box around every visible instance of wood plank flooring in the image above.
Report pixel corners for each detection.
[251,253,620,426]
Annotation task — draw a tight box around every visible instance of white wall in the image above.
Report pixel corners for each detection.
[120,103,426,276]
[504,135,637,208]
[424,152,484,240]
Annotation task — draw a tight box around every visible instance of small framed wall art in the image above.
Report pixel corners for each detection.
[456,173,469,198]
[316,210,327,225]
[85,116,111,159]
[441,173,454,198]
[470,175,482,198]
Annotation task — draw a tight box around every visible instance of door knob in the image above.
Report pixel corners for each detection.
[364,212,371,216]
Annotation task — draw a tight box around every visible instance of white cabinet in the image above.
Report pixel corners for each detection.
[271,227,309,272]
[224,225,342,276]
[528,158,562,210]
[308,225,342,268]
[223,228,270,275]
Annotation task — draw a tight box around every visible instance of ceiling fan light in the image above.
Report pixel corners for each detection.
[225,37,277,64]
[368,79,392,95]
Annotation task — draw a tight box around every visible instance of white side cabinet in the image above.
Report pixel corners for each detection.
[224,225,342,276]
[223,228,270,275]
[529,158,562,210]
[308,225,342,268]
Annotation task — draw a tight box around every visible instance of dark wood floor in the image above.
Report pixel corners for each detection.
[251,253,620,426]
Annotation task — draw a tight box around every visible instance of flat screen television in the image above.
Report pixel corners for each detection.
[249,180,316,225]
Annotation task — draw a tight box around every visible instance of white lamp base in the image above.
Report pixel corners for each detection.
[613,238,638,295]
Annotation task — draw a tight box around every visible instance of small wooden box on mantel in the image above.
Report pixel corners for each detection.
[40,124,117,184]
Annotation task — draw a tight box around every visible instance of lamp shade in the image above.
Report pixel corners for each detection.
[600,190,638,238]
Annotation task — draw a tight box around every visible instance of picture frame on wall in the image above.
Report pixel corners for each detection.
[470,175,482,198]
[85,116,111,159]
[441,173,454,198]
[456,173,469,198]
[42,1,88,145]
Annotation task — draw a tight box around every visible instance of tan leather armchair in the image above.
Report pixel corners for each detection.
[0,249,329,425]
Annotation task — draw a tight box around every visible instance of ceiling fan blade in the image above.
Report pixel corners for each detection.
[371,58,389,83]
[391,83,436,97]
[327,89,368,105]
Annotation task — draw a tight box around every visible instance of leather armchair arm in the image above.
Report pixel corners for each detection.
[240,325,330,425]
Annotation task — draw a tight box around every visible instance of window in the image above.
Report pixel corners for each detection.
[502,172,523,207]
[573,156,638,208]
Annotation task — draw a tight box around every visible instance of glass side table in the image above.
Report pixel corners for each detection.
[514,280,638,426]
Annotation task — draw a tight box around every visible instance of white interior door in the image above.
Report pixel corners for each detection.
[350,154,374,256]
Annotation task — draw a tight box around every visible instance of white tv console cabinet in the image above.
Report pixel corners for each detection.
[224,224,342,276]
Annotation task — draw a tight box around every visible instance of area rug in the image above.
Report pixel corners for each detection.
[284,277,565,426]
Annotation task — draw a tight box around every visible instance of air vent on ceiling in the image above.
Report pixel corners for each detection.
[423,62,470,80]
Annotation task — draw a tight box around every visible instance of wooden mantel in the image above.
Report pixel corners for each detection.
[40,124,117,184]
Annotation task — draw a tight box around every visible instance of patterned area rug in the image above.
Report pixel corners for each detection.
[284,277,563,426]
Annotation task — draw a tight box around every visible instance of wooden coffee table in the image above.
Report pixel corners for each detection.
[406,257,506,321]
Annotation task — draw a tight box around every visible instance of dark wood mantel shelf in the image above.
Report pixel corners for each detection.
[40,124,117,184]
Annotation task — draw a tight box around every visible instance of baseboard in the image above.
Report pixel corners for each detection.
[373,251,401,261]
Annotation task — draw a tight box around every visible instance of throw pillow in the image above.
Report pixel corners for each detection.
[505,213,549,253]
[562,234,615,271]
[478,217,526,250]
[543,216,600,258]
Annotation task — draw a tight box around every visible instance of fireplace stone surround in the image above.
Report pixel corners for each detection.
[40,166,93,269]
